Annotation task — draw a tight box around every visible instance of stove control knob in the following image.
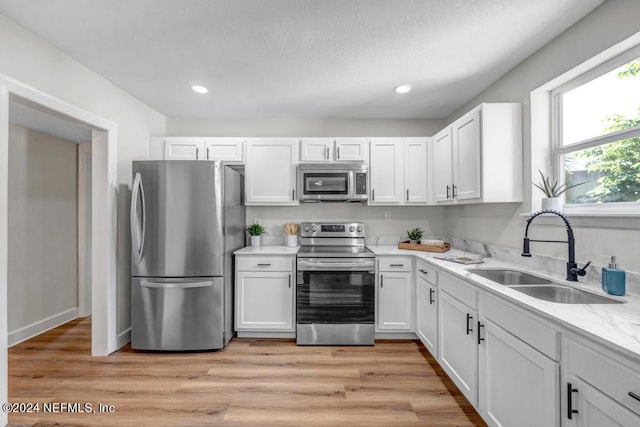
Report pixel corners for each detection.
[356,225,363,233]
[303,225,310,232]
[311,225,318,232]
[349,225,355,232]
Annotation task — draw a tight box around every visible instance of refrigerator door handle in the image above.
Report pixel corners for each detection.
[130,172,146,264]
[141,280,213,289]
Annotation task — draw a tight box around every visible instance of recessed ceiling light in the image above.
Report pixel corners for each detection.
[393,84,412,94]
[191,85,208,94]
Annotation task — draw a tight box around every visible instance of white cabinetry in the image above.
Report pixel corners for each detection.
[245,139,298,205]
[235,255,296,336]
[299,138,368,162]
[563,335,640,426]
[438,272,478,406]
[377,257,413,332]
[416,260,438,356]
[369,138,429,205]
[433,103,522,204]
[478,294,560,427]
[160,137,244,162]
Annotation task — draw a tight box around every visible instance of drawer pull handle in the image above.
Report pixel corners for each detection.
[466,313,473,335]
[567,383,579,419]
[380,275,384,288]
[257,263,271,267]
[390,264,404,267]
[429,288,435,305]
[419,269,428,275]
[629,391,640,402]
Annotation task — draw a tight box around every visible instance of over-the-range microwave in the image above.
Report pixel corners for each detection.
[297,163,368,202]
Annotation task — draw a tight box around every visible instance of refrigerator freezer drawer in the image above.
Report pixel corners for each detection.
[131,276,224,350]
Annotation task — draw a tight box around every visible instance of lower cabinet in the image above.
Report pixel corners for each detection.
[416,276,438,356]
[478,318,559,427]
[235,255,295,334]
[438,288,478,406]
[377,257,413,332]
[564,377,640,427]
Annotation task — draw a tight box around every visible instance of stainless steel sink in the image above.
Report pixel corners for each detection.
[468,268,552,285]
[509,285,624,304]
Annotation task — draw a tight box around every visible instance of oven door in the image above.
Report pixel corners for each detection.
[296,258,375,324]
[298,170,352,201]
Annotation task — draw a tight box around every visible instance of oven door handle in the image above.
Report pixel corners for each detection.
[298,260,375,270]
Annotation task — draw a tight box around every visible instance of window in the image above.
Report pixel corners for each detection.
[552,46,640,209]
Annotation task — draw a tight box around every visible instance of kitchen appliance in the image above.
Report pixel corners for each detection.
[296,222,375,345]
[297,163,368,202]
[130,160,245,350]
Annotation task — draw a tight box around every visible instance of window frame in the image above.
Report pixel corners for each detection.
[550,44,640,215]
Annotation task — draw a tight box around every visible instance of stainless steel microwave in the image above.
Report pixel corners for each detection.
[297,163,368,202]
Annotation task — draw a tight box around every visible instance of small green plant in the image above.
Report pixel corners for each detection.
[406,228,424,242]
[247,223,265,236]
[533,169,585,197]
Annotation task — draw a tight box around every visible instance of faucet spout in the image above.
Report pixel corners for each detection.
[522,209,588,282]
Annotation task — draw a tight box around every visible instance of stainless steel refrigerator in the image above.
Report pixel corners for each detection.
[130,160,245,350]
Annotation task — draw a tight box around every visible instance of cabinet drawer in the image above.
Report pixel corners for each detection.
[378,257,412,272]
[567,337,640,415]
[236,256,294,272]
[416,260,438,285]
[439,271,477,309]
[481,293,559,360]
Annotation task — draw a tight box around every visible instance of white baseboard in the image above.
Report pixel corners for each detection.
[236,331,296,339]
[375,332,418,340]
[8,307,78,347]
[117,327,131,349]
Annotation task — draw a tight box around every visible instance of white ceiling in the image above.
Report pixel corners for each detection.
[0,0,604,119]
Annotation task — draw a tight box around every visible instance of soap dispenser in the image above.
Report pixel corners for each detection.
[602,256,626,296]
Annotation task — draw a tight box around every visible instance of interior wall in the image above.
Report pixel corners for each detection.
[0,15,167,342]
[7,124,78,341]
[443,0,640,273]
[248,205,447,244]
[166,117,445,137]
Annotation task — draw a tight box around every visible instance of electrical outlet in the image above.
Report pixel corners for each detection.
[384,211,391,221]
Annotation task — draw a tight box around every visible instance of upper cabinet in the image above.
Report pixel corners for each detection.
[299,138,368,163]
[433,103,522,204]
[160,137,245,162]
[245,138,299,206]
[369,138,429,205]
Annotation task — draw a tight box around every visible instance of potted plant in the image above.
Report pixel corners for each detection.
[533,170,585,213]
[247,223,265,247]
[406,228,424,244]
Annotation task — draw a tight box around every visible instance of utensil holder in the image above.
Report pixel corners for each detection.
[286,235,297,247]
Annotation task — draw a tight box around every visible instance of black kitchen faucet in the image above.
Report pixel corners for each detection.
[521,210,591,281]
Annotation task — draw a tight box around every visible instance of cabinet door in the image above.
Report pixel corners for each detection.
[236,271,294,331]
[369,139,404,205]
[378,271,413,331]
[204,138,244,162]
[416,278,438,357]
[433,128,453,203]
[404,139,428,204]
[452,108,481,201]
[245,139,298,205]
[565,377,640,427]
[438,290,478,406]
[335,138,367,162]
[164,138,204,160]
[479,318,559,427]
[300,138,332,162]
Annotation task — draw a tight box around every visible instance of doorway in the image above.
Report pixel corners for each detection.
[0,75,119,425]
[6,97,92,345]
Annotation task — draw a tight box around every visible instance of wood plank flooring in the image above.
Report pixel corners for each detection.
[8,317,486,426]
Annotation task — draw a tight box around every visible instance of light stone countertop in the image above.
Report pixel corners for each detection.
[234,245,300,255]
[368,245,640,361]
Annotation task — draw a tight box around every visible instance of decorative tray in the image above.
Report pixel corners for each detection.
[397,240,451,253]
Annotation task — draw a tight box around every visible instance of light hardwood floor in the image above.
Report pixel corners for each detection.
[9,317,486,426]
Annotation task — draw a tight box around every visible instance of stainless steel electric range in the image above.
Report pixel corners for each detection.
[296,222,375,345]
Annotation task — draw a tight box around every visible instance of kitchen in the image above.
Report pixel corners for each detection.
[1,0,640,425]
